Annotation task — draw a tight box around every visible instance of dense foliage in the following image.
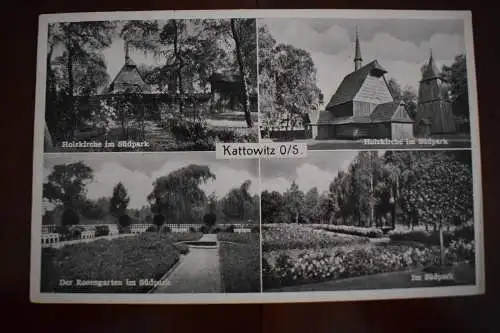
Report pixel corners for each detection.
[261,151,473,234]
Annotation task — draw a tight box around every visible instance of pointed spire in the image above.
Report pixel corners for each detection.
[421,48,439,81]
[124,41,136,67]
[354,25,363,71]
[125,41,130,59]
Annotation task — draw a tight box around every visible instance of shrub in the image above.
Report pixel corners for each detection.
[118,214,131,228]
[55,225,69,236]
[174,243,190,255]
[95,225,110,237]
[66,225,84,241]
[446,239,475,265]
[318,225,383,238]
[188,227,197,233]
[199,225,210,234]
[119,225,131,234]
[212,227,221,233]
[225,225,235,233]
[146,225,158,232]
[61,208,79,226]
[251,226,260,233]
[161,226,172,233]
[203,212,217,227]
[153,214,165,228]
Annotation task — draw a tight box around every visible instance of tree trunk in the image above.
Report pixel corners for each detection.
[66,36,76,139]
[44,121,54,152]
[173,20,183,114]
[439,227,445,267]
[231,19,252,128]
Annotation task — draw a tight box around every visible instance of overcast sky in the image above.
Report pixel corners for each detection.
[260,18,465,97]
[43,153,259,210]
[261,150,386,194]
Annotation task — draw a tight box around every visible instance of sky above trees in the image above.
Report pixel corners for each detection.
[43,153,259,209]
[261,18,465,97]
[261,151,384,194]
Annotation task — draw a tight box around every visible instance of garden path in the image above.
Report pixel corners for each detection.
[153,233,221,293]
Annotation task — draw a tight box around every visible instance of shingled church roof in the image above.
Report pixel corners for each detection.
[107,55,149,94]
[370,101,414,123]
[326,60,388,110]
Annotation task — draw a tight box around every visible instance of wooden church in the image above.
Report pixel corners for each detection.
[312,28,414,141]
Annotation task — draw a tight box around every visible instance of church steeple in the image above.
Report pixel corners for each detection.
[354,26,363,71]
[124,41,135,67]
[421,48,440,82]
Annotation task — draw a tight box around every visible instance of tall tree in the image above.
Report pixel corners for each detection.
[261,190,285,224]
[302,187,320,223]
[109,182,130,218]
[230,18,254,128]
[221,180,255,220]
[43,162,94,209]
[283,181,305,224]
[46,22,116,139]
[160,20,187,113]
[272,44,321,133]
[147,165,215,224]
[387,77,418,119]
[258,25,278,134]
[441,54,469,124]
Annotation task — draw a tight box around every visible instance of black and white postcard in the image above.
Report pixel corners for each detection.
[261,150,477,292]
[31,9,484,304]
[259,17,473,150]
[42,17,258,152]
[39,152,261,294]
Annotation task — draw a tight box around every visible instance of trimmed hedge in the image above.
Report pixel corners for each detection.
[316,225,383,238]
[388,225,474,246]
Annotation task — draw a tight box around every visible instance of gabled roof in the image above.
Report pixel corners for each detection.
[370,101,413,123]
[107,56,149,94]
[326,60,388,109]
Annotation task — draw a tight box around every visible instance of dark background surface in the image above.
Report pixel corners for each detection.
[1,1,499,332]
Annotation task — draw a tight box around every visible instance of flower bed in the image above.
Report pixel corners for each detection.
[388,224,474,246]
[219,237,260,293]
[262,224,368,251]
[41,233,191,293]
[446,239,475,266]
[313,225,383,238]
[263,244,441,289]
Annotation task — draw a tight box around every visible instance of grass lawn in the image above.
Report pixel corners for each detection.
[218,233,260,293]
[41,232,202,293]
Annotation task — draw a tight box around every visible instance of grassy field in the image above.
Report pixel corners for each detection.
[217,233,261,293]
